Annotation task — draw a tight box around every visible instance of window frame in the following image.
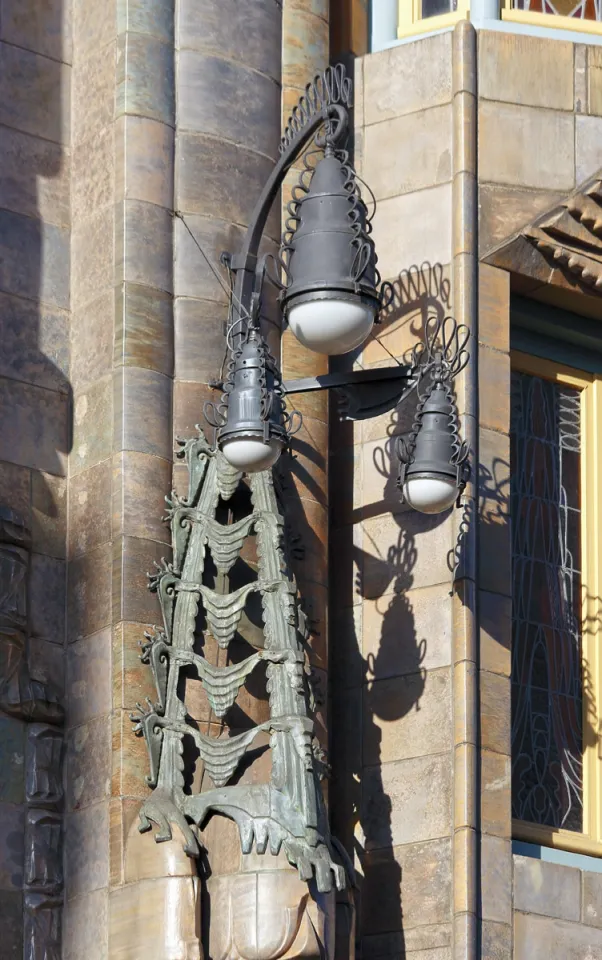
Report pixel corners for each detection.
[501,1,602,36]
[397,0,469,38]
[511,349,602,858]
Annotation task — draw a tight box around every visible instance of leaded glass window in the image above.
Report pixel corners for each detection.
[510,371,583,832]
[513,0,602,19]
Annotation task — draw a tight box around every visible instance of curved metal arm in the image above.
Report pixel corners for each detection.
[229,102,348,348]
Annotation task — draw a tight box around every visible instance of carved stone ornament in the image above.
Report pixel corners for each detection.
[131,430,348,896]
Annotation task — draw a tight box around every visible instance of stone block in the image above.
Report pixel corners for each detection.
[1,0,72,62]
[64,715,111,811]
[116,0,174,43]
[112,367,172,461]
[111,452,172,545]
[111,535,166,625]
[115,115,174,209]
[479,101,574,192]
[173,212,244,303]
[363,105,452,203]
[174,297,230,383]
[68,461,112,559]
[363,667,451,766]
[67,628,112,728]
[478,32,573,111]
[72,39,115,146]
[282,6,328,92]
[0,208,69,310]
[31,471,66,559]
[481,920,512,960]
[0,41,69,143]
[28,636,64,696]
[589,46,602,117]
[575,45,588,114]
[71,123,114,223]
[479,182,564,256]
[362,752,451,849]
[29,553,65,643]
[479,346,510,434]
[576,115,602,186]
[0,459,31,521]
[177,50,280,159]
[479,428,511,598]
[114,282,173,376]
[116,32,174,126]
[363,926,452,958]
[362,582,452,680]
[115,199,173,295]
[361,837,451,935]
[360,509,452,599]
[108,873,201,960]
[111,708,152,799]
[363,32,452,126]
[71,376,113,476]
[64,801,109,900]
[177,0,281,82]
[0,125,68,227]
[70,290,114,394]
[480,590,511,678]
[514,855,580,922]
[172,380,218,438]
[481,749,511,838]
[67,541,113,643]
[514,910,602,959]
[371,185,452,282]
[112,621,156,713]
[583,871,602,929]
[71,205,114,311]
[480,670,510,756]
[177,132,279,240]
[481,835,512,924]
[0,801,24,890]
[62,888,108,960]
[0,890,23,958]
[479,264,510,353]
[0,717,26,803]
[72,0,115,52]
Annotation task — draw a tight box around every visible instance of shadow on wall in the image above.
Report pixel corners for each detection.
[0,0,72,487]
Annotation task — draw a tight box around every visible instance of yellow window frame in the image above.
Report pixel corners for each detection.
[397,0,469,38]
[501,1,602,36]
[511,350,602,858]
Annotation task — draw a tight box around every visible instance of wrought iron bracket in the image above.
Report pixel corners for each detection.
[285,365,416,421]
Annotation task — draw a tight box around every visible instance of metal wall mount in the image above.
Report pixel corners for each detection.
[131,431,348,894]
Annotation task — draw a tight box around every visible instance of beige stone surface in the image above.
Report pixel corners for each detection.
[514,911,602,959]
[362,753,452,849]
[363,105,452,202]
[583,872,602,929]
[481,750,511,838]
[479,263,510,353]
[479,101,574,192]
[480,591,511,678]
[362,582,452,680]
[72,38,115,146]
[110,876,201,959]
[63,888,109,960]
[481,835,511,924]
[589,46,602,117]
[71,205,114,311]
[363,32,452,126]
[360,509,452,599]
[576,115,602,186]
[371,184,452,280]
[575,45,588,114]
[479,182,565,255]
[479,347,510,435]
[514,856,580,922]
[363,667,451,765]
[480,671,510,756]
[478,32,574,111]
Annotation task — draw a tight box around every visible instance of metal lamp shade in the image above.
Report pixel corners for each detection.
[217,329,288,473]
[399,382,463,514]
[281,154,379,355]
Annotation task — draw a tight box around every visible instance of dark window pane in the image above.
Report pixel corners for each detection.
[511,371,583,832]
[421,0,454,17]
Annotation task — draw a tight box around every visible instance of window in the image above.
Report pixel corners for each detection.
[397,0,468,38]
[511,351,602,856]
[501,0,602,35]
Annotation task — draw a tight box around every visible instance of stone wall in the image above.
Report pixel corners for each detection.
[0,2,71,957]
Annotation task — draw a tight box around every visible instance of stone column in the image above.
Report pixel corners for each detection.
[65,0,175,956]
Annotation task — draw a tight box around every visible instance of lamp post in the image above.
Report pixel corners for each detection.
[205,64,469,512]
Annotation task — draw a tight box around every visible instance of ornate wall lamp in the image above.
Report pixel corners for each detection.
[205,65,470,515]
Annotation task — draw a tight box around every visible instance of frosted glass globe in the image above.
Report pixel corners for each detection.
[288,298,375,355]
[221,437,282,473]
[402,475,458,515]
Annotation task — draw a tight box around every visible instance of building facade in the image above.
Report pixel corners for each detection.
[2,1,602,958]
